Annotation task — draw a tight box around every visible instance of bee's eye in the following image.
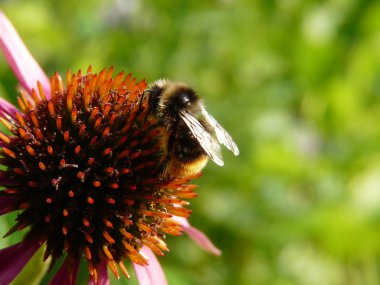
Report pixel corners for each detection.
[179,93,191,106]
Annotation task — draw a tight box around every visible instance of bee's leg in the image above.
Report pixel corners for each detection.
[157,156,170,180]
[157,131,176,180]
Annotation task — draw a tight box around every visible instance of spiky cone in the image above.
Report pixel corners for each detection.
[0,66,199,282]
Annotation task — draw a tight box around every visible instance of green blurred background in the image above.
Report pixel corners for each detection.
[1,0,380,284]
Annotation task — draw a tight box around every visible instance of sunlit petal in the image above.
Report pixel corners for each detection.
[0,97,19,120]
[0,11,50,98]
[173,216,221,256]
[133,246,168,285]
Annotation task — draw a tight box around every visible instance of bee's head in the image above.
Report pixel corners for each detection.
[170,87,199,110]
[148,80,201,115]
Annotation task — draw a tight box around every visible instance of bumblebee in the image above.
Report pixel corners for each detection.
[145,79,239,179]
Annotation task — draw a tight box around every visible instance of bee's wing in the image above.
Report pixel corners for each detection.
[201,106,240,156]
[179,110,224,166]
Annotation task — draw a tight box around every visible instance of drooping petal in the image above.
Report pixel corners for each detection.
[0,11,50,98]
[0,238,41,284]
[48,256,80,285]
[88,259,110,285]
[173,216,222,256]
[0,97,19,120]
[133,246,168,285]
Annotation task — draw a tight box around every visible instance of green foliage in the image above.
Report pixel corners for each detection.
[2,0,380,284]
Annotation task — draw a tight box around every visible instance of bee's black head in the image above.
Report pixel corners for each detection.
[171,87,198,110]
[147,80,201,115]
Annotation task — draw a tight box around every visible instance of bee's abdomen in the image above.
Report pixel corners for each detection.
[164,131,209,178]
[167,155,208,178]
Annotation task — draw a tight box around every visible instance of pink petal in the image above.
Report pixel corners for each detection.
[0,238,41,284]
[133,246,168,285]
[173,216,222,256]
[88,259,110,285]
[49,256,80,285]
[0,11,50,98]
[0,97,19,120]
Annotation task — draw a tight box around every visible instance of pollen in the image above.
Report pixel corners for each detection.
[0,66,199,280]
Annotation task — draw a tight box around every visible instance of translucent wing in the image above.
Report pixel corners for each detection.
[179,110,224,166]
[201,106,240,156]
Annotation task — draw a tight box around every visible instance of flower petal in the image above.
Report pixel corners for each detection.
[49,256,80,285]
[133,246,168,285]
[0,11,50,98]
[0,97,19,120]
[88,259,110,285]
[173,216,222,256]
[0,238,41,284]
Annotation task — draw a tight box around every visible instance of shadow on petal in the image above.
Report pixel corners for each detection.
[0,196,14,216]
[49,256,80,285]
[88,259,110,285]
[0,238,41,284]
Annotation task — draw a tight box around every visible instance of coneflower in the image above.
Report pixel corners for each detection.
[0,11,220,285]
